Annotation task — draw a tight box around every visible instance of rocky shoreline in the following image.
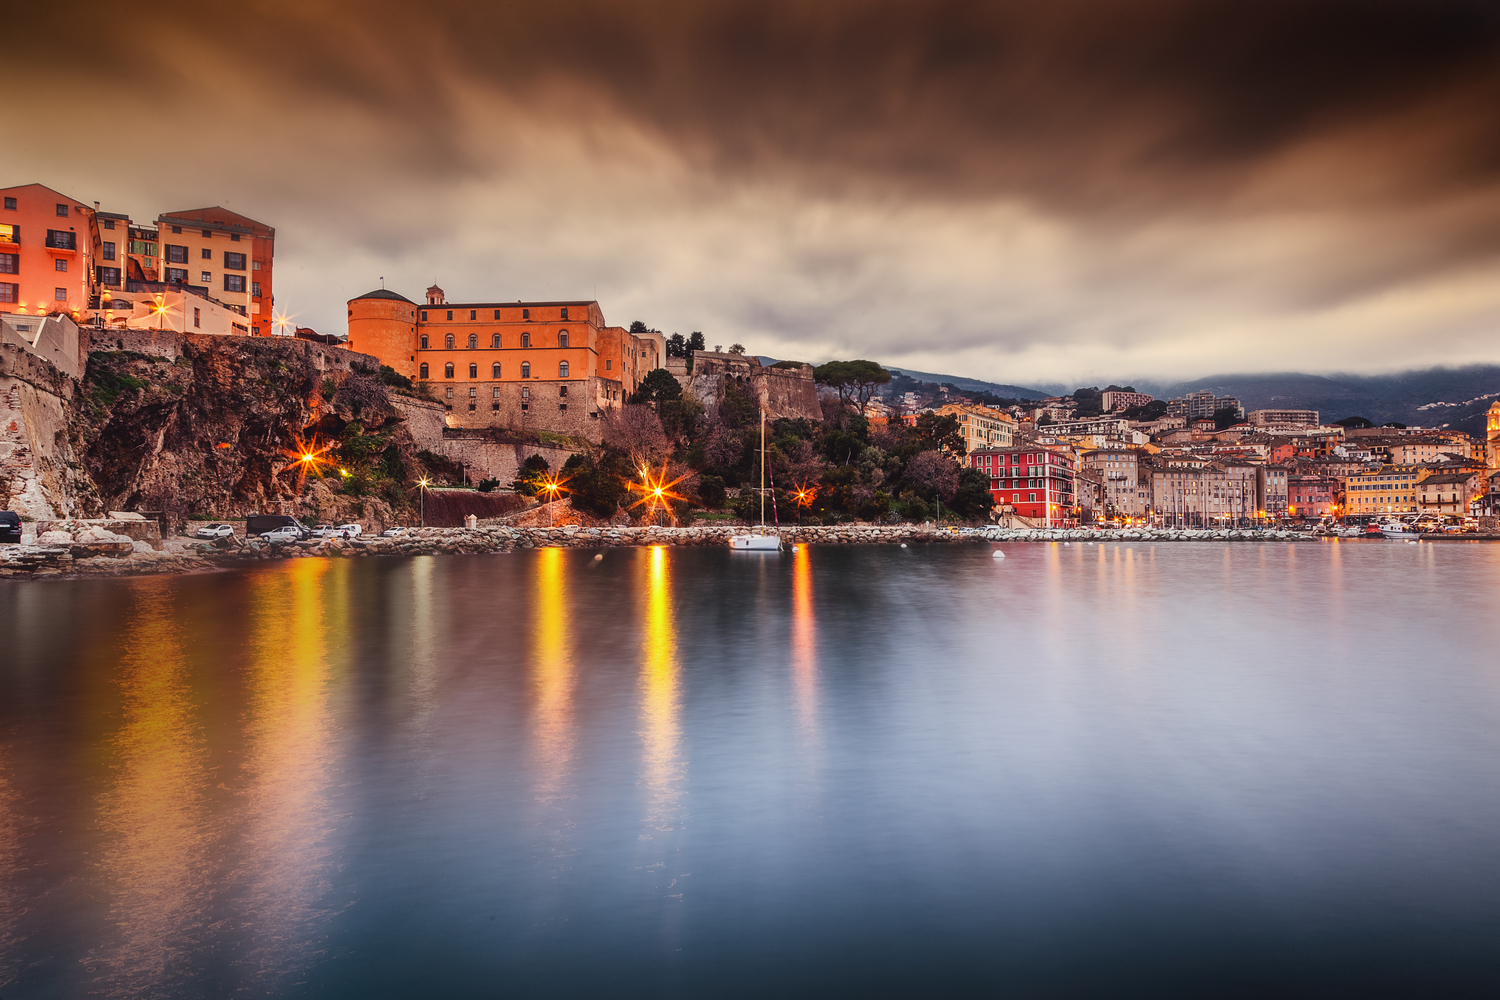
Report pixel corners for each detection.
[0,520,1339,580]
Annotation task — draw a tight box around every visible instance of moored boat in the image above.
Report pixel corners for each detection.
[729,408,782,552]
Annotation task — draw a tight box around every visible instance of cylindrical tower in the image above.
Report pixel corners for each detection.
[347,289,419,377]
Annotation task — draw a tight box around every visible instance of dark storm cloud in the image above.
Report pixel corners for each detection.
[10,1,1500,380]
[265,0,1500,206]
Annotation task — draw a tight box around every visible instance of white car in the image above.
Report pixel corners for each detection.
[310,524,337,538]
[195,523,235,539]
[260,525,302,543]
[334,523,363,539]
[381,526,408,538]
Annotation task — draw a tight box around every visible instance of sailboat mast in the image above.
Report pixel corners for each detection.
[760,408,766,529]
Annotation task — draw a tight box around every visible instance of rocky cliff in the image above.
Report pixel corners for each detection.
[0,329,443,529]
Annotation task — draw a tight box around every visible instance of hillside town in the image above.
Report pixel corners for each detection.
[5,179,1500,541]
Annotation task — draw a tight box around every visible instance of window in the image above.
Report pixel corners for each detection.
[560,307,568,320]
[165,267,188,282]
[56,203,68,217]
[521,362,531,379]
[0,252,14,273]
[492,362,501,377]
[491,333,500,348]
[522,386,530,398]
[521,332,530,348]
[445,333,454,349]
[55,259,67,272]
[421,310,428,321]
[469,363,478,378]
[45,230,76,250]
[493,309,500,319]
[102,241,116,261]
[202,271,213,283]
[469,402,476,411]
[469,310,476,320]
[2,197,14,210]
[55,287,67,301]
[445,387,454,399]
[420,335,429,349]
[446,310,453,321]
[469,386,477,398]
[0,282,17,302]
[231,232,240,241]
[1029,493,1036,503]
[444,362,455,378]
[492,386,501,398]
[559,330,568,348]
[199,247,212,260]
[166,244,187,263]
[252,281,261,297]
[193,307,201,328]
[605,359,611,370]
[252,260,261,270]
[559,385,568,397]
[225,252,245,270]
[419,362,430,379]
[96,266,120,286]
[103,219,115,230]
[522,308,529,319]
[468,333,477,349]
[558,360,569,377]
[224,275,245,293]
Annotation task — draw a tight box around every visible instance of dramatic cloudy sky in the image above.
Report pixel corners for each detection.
[11,1,1500,384]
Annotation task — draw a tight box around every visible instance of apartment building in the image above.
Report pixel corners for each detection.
[1100,390,1153,413]
[1080,448,1149,517]
[1344,465,1423,516]
[155,208,275,333]
[935,403,1016,452]
[0,183,97,318]
[1248,408,1320,428]
[1153,462,1260,527]
[347,284,664,442]
[968,447,1077,527]
[1287,474,1336,518]
[1416,472,1479,516]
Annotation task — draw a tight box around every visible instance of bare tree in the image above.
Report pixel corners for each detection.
[905,450,960,501]
[603,405,670,465]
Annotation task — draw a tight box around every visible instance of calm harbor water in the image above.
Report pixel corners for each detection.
[2,541,1500,998]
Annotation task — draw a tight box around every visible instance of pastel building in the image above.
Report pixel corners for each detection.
[0,183,97,319]
[347,284,665,440]
[968,447,1077,527]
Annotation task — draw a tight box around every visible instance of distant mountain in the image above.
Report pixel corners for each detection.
[883,368,1054,400]
[1134,366,1500,436]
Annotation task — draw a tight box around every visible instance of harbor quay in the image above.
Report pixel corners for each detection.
[0,521,1343,580]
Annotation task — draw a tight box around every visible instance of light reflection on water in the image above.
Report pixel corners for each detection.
[1,542,1500,998]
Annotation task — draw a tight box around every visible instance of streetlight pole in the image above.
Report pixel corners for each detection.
[417,477,429,528]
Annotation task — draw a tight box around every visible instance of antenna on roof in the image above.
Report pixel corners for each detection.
[380,276,384,289]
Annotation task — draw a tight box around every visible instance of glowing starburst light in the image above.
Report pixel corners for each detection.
[282,432,337,486]
[626,463,690,525]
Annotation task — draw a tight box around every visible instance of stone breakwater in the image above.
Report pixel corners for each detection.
[0,522,1320,580]
[980,527,1313,542]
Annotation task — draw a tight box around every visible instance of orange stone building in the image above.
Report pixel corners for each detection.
[0,183,98,319]
[347,284,664,440]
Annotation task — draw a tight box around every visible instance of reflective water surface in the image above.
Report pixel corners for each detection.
[3,542,1500,998]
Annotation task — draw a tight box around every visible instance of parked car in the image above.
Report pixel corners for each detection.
[260,525,303,543]
[334,523,363,539]
[0,511,21,544]
[195,523,236,539]
[380,526,408,538]
[245,515,313,540]
[310,524,337,538]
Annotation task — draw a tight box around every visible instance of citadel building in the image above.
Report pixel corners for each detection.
[347,284,664,440]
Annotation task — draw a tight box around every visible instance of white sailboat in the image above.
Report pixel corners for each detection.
[729,408,783,551]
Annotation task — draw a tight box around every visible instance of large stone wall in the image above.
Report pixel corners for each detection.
[390,396,584,486]
[432,375,620,443]
[83,328,380,374]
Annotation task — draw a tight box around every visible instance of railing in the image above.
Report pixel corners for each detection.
[45,232,77,251]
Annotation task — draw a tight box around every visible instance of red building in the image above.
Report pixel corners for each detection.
[1287,473,1337,518]
[969,447,1077,527]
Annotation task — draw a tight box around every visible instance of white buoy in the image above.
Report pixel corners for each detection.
[1408,540,1418,545]
[593,553,603,561]
[992,550,1005,559]
[791,544,799,551]
[900,543,907,548]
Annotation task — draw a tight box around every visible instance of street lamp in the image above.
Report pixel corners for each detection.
[417,477,430,527]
